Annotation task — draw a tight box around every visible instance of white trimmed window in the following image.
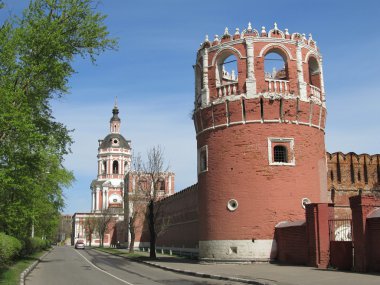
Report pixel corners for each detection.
[198,145,208,173]
[268,137,295,166]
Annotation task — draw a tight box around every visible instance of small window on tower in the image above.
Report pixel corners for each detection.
[268,138,295,166]
[274,145,288,163]
[198,145,208,173]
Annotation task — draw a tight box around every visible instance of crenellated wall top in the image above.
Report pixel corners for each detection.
[198,22,320,56]
[327,152,380,164]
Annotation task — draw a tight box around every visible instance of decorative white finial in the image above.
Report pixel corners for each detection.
[309,33,313,40]
[214,34,219,42]
[302,33,306,39]
[285,28,289,36]
[235,28,240,35]
[224,27,229,36]
[114,96,118,108]
[231,70,236,80]
[205,34,209,42]
[274,22,278,30]
[247,22,252,32]
[261,26,266,34]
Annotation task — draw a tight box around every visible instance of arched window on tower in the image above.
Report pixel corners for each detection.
[273,145,288,163]
[264,51,288,80]
[216,54,238,85]
[112,161,119,174]
[308,57,321,89]
[264,50,289,94]
[215,53,238,97]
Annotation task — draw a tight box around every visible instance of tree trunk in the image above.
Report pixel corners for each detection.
[129,234,135,253]
[129,221,135,253]
[148,200,156,259]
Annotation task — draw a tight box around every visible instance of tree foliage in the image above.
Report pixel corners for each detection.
[0,0,116,240]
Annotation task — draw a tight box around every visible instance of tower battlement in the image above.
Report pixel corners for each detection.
[194,22,325,114]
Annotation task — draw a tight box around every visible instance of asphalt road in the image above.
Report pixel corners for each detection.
[26,246,244,285]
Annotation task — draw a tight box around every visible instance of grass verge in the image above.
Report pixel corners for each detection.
[0,251,46,285]
[94,247,188,261]
[94,247,145,259]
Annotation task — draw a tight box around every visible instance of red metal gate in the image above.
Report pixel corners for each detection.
[328,218,353,270]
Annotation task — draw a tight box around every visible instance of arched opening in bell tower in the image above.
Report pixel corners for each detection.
[102,161,107,174]
[112,160,119,174]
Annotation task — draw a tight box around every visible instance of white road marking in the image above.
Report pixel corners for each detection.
[74,249,135,285]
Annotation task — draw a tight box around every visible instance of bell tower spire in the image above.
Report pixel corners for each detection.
[110,97,121,134]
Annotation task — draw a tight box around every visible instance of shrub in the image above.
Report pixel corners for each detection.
[23,237,51,255]
[0,233,22,265]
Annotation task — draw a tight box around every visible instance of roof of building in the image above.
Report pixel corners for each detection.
[99,133,131,149]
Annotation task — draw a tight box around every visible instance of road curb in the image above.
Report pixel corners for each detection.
[140,260,270,285]
[93,248,270,285]
[19,249,52,285]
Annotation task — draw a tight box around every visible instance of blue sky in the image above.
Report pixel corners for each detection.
[1,1,379,214]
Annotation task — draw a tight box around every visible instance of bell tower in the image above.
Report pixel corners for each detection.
[194,22,327,261]
[90,103,131,213]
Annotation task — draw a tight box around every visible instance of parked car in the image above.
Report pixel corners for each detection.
[75,240,85,249]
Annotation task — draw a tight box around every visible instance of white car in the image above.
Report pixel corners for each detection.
[75,240,85,249]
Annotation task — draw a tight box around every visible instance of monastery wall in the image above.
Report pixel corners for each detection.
[155,184,199,250]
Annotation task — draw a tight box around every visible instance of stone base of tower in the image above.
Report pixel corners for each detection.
[199,239,277,262]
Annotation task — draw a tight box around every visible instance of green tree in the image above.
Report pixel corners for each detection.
[0,0,116,240]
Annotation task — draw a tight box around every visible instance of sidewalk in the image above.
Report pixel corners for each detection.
[106,249,380,285]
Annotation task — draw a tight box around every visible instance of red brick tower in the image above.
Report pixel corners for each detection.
[194,23,328,261]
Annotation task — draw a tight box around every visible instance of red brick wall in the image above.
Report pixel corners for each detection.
[155,184,199,249]
[275,223,308,265]
[327,153,380,218]
[327,153,380,193]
